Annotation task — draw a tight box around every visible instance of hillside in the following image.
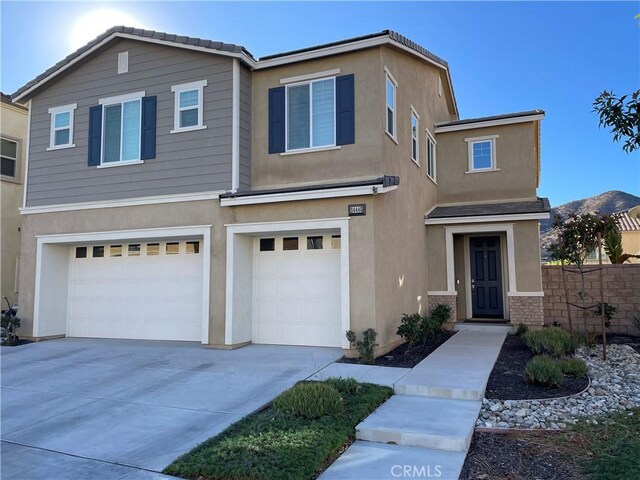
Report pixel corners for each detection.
[540,190,640,262]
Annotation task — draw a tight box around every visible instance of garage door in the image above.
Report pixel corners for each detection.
[68,240,203,341]
[254,234,342,347]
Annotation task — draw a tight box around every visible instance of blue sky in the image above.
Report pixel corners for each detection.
[1,1,639,207]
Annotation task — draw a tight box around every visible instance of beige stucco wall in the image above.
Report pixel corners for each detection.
[1,100,28,306]
[435,122,539,205]
[621,230,640,262]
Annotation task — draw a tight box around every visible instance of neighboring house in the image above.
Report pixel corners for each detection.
[11,27,549,356]
[0,93,28,308]
[585,205,640,264]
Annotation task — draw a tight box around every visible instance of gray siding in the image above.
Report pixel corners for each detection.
[26,39,237,207]
[239,66,251,190]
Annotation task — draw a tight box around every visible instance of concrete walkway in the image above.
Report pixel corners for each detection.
[320,330,507,480]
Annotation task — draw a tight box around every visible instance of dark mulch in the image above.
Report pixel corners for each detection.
[1,339,34,347]
[460,431,583,480]
[337,330,455,368]
[599,333,640,355]
[485,335,588,400]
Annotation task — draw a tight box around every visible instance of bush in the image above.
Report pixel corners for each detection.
[273,382,343,419]
[323,377,361,396]
[521,327,579,357]
[515,324,529,336]
[396,313,423,348]
[525,355,564,387]
[561,357,588,378]
[396,304,451,350]
[430,304,452,325]
[345,328,378,365]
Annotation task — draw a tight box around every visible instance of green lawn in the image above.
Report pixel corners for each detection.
[163,379,392,480]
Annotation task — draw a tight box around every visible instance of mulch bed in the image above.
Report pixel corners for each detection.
[1,339,34,347]
[460,431,582,480]
[337,330,455,368]
[485,335,588,400]
[599,333,640,355]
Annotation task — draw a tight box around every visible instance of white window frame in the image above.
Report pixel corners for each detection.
[465,134,499,173]
[47,103,77,151]
[170,80,207,133]
[426,129,437,183]
[98,91,145,167]
[384,67,398,143]
[410,106,420,166]
[284,76,337,153]
[1,136,19,181]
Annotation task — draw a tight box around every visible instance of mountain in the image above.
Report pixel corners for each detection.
[540,190,640,262]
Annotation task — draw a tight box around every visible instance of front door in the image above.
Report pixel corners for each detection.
[470,236,504,318]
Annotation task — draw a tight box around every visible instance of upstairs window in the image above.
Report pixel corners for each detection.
[171,80,207,133]
[1,138,18,179]
[410,108,419,164]
[101,94,142,164]
[426,130,437,182]
[48,104,77,150]
[385,69,397,140]
[466,135,499,172]
[286,77,335,151]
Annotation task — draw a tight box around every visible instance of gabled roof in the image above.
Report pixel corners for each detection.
[615,206,640,232]
[1,91,27,110]
[12,26,256,102]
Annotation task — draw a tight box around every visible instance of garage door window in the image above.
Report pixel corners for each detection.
[93,246,105,258]
[166,242,180,255]
[307,236,323,250]
[283,237,299,251]
[75,247,87,258]
[331,235,341,249]
[128,244,141,256]
[260,238,275,252]
[110,245,123,257]
[186,241,200,254]
[147,243,159,255]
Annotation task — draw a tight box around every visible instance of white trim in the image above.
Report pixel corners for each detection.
[48,103,78,114]
[410,105,420,120]
[508,291,544,297]
[466,136,498,173]
[171,80,207,133]
[220,184,397,207]
[444,223,517,294]
[48,103,77,149]
[410,108,419,165]
[425,212,550,225]
[96,159,144,169]
[280,68,341,85]
[464,134,499,142]
[99,91,145,105]
[0,136,20,182]
[33,225,212,344]
[231,59,240,192]
[427,291,457,296]
[117,51,129,74]
[46,144,76,151]
[20,190,224,215]
[225,217,350,349]
[435,114,545,133]
[426,128,437,183]
[280,145,341,156]
[384,68,397,141]
[100,96,143,165]
[22,100,32,208]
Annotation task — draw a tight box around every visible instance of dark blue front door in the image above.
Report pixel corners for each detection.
[470,236,504,318]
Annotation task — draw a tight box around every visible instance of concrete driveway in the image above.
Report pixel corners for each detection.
[1,338,340,479]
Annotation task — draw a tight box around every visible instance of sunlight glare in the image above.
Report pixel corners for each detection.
[68,9,147,51]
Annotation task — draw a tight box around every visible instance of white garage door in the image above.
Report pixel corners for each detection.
[254,234,342,347]
[68,240,203,341]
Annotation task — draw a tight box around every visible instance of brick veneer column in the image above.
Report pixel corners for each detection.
[509,295,544,326]
[428,294,458,322]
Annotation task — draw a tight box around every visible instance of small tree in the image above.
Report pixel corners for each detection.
[593,90,640,153]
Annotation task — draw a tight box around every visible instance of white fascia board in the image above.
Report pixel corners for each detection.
[434,114,545,133]
[20,191,224,215]
[231,59,240,192]
[508,291,544,297]
[36,225,212,244]
[220,185,397,207]
[427,291,457,296]
[425,212,550,225]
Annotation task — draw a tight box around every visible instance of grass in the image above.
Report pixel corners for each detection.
[163,379,392,480]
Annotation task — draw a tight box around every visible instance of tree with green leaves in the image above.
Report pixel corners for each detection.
[593,90,640,153]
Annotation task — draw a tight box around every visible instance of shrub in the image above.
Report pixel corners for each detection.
[345,328,378,365]
[525,355,564,387]
[521,327,578,357]
[561,357,588,378]
[396,305,451,350]
[515,324,529,336]
[273,382,343,419]
[594,302,617,329]
[430,304,452,325]
[396,313,423,348]
[323,377,361,396]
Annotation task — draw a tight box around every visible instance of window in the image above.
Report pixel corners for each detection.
[147,243,160,256]
[48,104,77,149]
[92,246,105,258]
[186,241,200,254]
[385,70,397,139]
[75,247,87,259]
[166,242,180,255]
[426,130,437,182]
[100,93,143,164]
[1,138,18,179]
[109,245,123,257]
[171,80,207,133]
[286,77,335,151]
[127,244,141,256]
[331,235,341,250]
[259,238,275,252]
[466,135,498,172]
[283,237,299,251]
[307,236,324,250]
[410,109,419,164]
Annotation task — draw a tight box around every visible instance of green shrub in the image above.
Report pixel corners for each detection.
[323,377,361,396]
[273,382,343,419]
[561,357,588,378]
[515,323,529,336]
[525,355,564,387]
[396,305,451,350]
[430,304,452,325]
[521,327,578,357]
[396,313,423,348]
[345,328,378,365]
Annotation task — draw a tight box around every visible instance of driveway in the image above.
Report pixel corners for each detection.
[1,338,340,479]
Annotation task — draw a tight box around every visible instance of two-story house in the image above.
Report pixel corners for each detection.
[12,28,549,356]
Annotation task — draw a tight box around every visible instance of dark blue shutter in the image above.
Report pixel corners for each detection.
[141,96,157,160]
[336,74,355,145]
[268,86,285,153]
[87,105,102,166]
